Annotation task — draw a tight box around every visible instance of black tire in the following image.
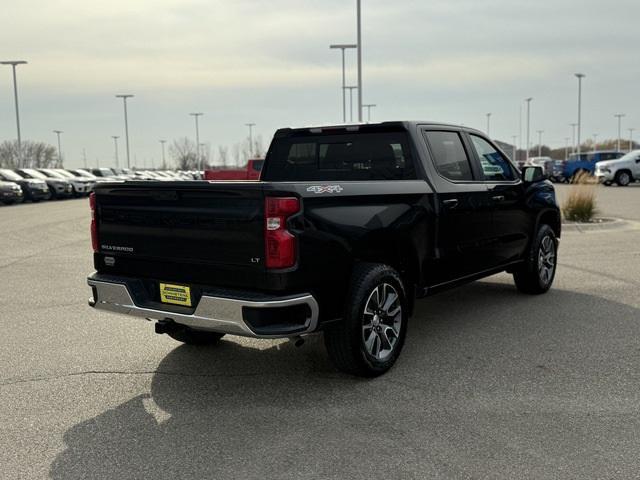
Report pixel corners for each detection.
[513,224,558,294]
[167,327,225,345]
[615,170,631,187]
[324,263,408,377]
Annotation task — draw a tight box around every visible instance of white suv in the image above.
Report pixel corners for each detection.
[595,150,640,186]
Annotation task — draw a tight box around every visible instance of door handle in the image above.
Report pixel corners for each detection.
[442,199,459,208]
[491,195,505,202]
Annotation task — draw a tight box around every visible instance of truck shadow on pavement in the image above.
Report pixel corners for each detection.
[50,280,640,480]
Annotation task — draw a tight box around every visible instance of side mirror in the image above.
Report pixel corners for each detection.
[522,165,547,183]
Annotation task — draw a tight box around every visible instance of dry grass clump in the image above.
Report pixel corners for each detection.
[563,171,598,222]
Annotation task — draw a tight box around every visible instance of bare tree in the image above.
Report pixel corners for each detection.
[169,137,198,170]
[199,142,212,169]
[253,135,265,158]
[232,143,241,167]
[0,140,57,168]
[217,146,229,167]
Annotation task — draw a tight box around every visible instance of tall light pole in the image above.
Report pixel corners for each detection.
[53,130,63,167]
[344,86,357,122]
[329,44,357,123]
[189,113,203,170]
[245,123,256,156]
[518,102,523,152]
[592,133,598,152]
[628,128,635,151]
[486,113,492,137]
[356,0,363,122]
[525,98,532,162]
[537,130,544,157]
[511,135,518,162]
[115,94,134,168]
[159,139,166,169]
[111,136,119,167]
[363,103,376,123]
[1,60,27,167]
[614,113,625,152]
[569,123,577,153]
[575,73,585,155]
[564,137,570,161]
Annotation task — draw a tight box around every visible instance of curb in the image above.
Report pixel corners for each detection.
[562,218,635,233]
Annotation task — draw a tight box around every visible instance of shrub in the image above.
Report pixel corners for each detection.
[562,172,597,222]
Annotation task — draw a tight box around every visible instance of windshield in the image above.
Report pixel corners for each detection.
[21,169,48,179]
[615,151,640,162]
[0,169,23,181]
[55,170,75,179]
[41,169,66,179]
[75,169,97,179]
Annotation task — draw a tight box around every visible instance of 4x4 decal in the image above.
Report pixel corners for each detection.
[306,185,344,194]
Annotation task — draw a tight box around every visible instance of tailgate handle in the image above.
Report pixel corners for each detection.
[491,195,505,202]
[442,199,458,209]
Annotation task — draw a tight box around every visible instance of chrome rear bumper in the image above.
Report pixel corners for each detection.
[87,274,319,338]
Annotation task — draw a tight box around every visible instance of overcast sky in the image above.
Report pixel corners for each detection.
[1,0,639,168]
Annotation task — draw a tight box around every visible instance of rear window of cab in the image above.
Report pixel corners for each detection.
[264,132,416,181]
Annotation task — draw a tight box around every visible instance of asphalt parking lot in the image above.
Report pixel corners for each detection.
[1,183,639,479]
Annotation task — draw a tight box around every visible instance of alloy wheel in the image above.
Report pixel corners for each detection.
[619,172,630,186]
[362,283,402,361]
[537,235,556,286]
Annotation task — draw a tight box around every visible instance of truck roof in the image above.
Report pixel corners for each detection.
[274,121,485,138]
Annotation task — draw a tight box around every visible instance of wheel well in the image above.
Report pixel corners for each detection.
[539,210,561,238]
[353,249,419,315]
[616,168,633,179]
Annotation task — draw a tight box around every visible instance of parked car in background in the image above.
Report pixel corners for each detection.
[552,160,566,183]
[563,150,624,181]
[16,168,74,199]
[39,168,94,197]
[0,180,23,205]
[204,159,264,181]
[91,168,128,181]
[0,169,50,202]
[527,157,554,179]
[595,150,640,186]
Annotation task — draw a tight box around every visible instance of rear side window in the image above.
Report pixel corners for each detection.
[424,131,473,181]
[264,132,415,181]
[469,135,516,181]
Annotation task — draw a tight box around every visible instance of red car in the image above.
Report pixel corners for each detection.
[204,159,263,181]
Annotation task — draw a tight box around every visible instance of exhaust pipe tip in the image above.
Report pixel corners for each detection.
[290,335,305,348]
[155,319,181,335]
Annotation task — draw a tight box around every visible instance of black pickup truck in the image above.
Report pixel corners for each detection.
[88,121,560,376]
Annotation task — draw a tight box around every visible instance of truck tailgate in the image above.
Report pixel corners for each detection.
[95,182,265,272]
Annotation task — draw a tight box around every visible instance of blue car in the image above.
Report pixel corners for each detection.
[563,150,624,181]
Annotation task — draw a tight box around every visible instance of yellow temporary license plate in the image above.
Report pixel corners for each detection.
[159,283,192,307]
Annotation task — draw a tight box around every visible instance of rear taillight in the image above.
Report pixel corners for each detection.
[265,196,300,269]
[89,192,98,253]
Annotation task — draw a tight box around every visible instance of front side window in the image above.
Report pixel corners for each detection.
[21,169,47,179]
[470,135,516,181]
[424,131,473,181]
